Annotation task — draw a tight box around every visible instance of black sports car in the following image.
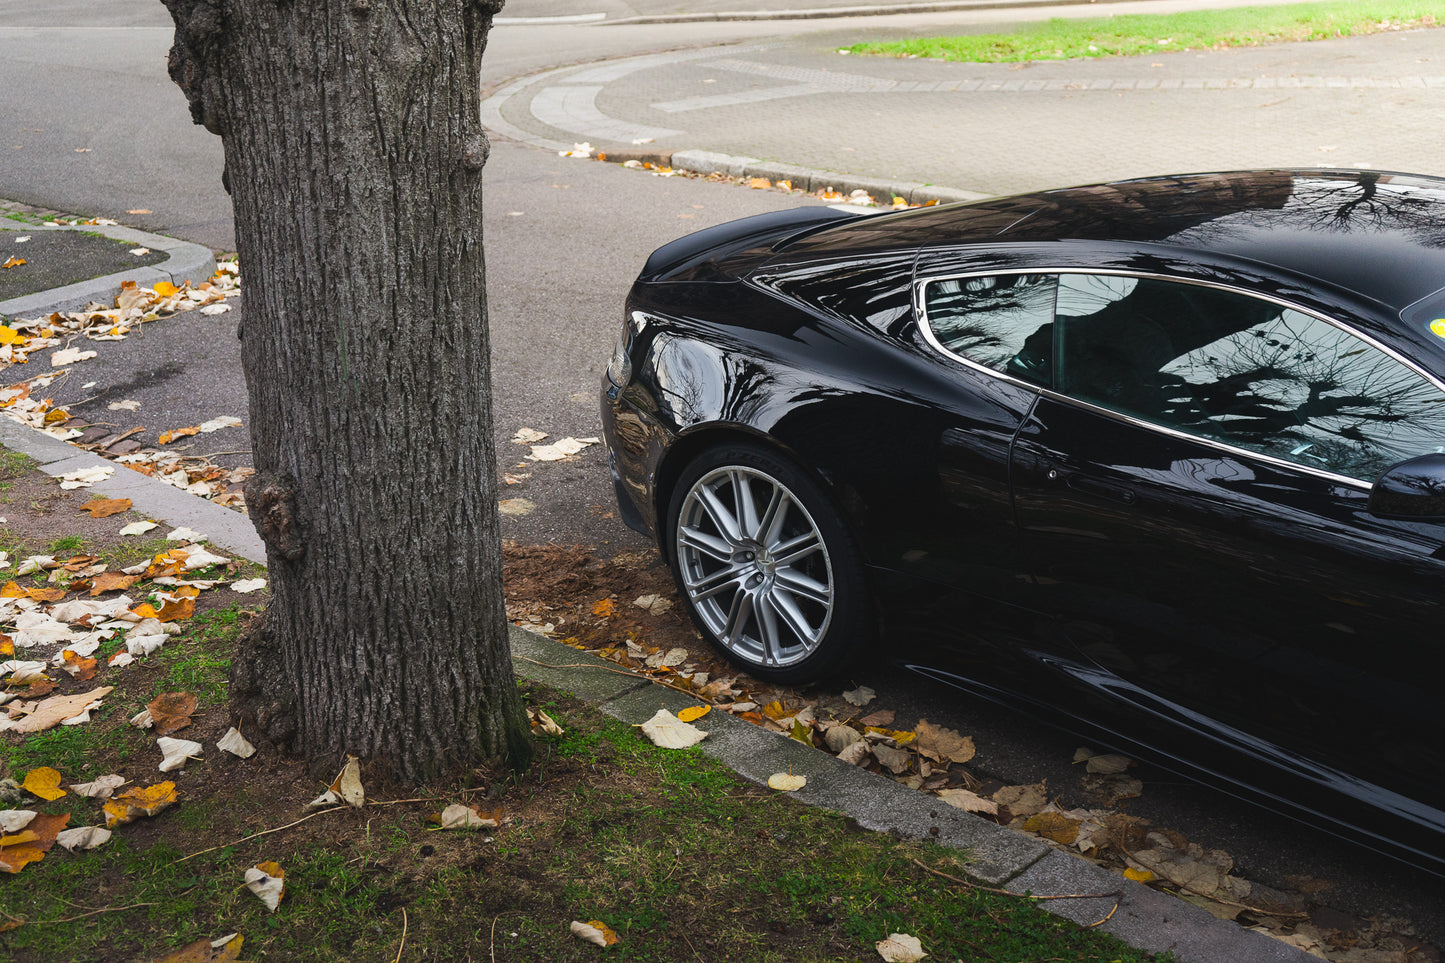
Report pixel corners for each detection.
[599,169,1445,875]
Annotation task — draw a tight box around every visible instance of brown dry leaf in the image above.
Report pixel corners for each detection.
[88,572,142,596]
[857,709,895,726]
[435,803,500,830]
[156,596,196,622]
[872,743,912,774]
[21,767,66,801]
[936,788,998,816]
[914,719,976,764]
[58,650,99,681]
[9,687,113,734]
[1023,810,1081,846]
[147,691,199,736]
[1085,753,1134,775]
[82,497,132,518]
[992,783,1049,818]
[103,781,179,827]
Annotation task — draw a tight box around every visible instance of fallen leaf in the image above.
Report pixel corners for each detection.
[637,708,707,749]
[87,571,142,595]
[244,861,285,912]
[147,691,199,735]
[877,932,928,962]
[217,727,256,759]
[158,737,203,772]
[158,425,200,445]
[435,803,500,830]
[56,825,111,852]
[511,427,547,444]
[9,687,113,734]
[527,707,564,736]
[82,497,132,518]
[676,704,710,723]
[103,781,178,827]
[165,526,206,543]
[842,685,876,706]
[570,920,619,947]
[231,578,267,594]
[310,755,365,808]
[70,774,126,798]
[767,772,807,791]
[1024,810,1081,846]
[153,934,245,963]
[119,521,159,536]
[914,719,976,765]
[872,743,912,774]
[0,811,36,833]
[1124,867,1156,883]
[936,788,999,816]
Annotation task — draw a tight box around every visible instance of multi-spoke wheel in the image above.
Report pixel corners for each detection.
[667,444,870,682]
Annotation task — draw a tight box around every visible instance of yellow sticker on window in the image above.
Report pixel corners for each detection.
[1431,318,1445,339]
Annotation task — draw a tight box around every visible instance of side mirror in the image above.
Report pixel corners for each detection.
[1368,453,1445,519]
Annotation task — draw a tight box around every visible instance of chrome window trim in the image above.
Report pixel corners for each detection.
[914,267,1445,492]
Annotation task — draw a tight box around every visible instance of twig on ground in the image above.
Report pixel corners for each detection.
[15,902,157,926]
[177,806,346,862]
[393,908,408,963]
[911,857,1122,904]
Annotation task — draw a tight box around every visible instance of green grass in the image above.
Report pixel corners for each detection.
[0,685,1169,963]
[844,0,1442,61]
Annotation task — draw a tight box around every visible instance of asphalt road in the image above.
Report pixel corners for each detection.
[3,0,1443,949]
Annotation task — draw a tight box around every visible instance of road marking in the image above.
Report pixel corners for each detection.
[484,45,1445,148]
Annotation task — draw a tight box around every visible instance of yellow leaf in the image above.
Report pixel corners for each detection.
[130,602,161,620]
[1124,867,1157,883]
[156,597,195,622]
[591,598,617,618]
[761,700,791,720]
[152,281,179,297]
[676,705,710,723]
[0,326,27,346]
[104,781,179,826]
[748,177,772,190]
[21,767,66,801]
[865,726,917,745]
[1,256,26,269]
[158,425,201,445]
[0,844,44,873]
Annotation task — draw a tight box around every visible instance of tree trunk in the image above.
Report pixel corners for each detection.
[161,0,531,780]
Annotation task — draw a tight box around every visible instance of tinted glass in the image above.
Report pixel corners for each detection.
[923,274,1055,387]
[1055,274,1445,481]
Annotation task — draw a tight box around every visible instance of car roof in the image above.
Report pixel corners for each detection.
[785,170,1445,311]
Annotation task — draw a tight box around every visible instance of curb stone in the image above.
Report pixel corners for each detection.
[602,146,989,205]
[0,415,264,564]
[508,627,1315,962]
[0,215,216,319]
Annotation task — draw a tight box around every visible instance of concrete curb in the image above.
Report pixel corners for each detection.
[0,416,265,565]
[508,625,1314,963]
[589,146,989,206]
[0,216,216,319]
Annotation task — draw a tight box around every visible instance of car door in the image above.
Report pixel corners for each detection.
[1008,272,1445,803]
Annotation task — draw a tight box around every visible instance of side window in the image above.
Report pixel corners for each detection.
[922,273,1056,387]
[1055,274,1445,481]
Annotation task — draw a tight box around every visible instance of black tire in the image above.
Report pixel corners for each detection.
[665,443,871,684]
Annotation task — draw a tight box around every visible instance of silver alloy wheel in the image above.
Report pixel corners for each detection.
[674,464,835,669]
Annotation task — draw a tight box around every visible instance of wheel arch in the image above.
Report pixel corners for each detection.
[652,424,871,568]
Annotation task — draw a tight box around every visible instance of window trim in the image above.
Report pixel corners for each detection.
[915,268,1445,491]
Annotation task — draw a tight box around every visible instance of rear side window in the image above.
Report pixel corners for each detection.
[1054,274,1445,481]
[921,274,1056,387]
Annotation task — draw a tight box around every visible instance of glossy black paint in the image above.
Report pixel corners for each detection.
[600,170,1445,875]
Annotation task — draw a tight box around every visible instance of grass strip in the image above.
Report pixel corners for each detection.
[844,0,1443,62]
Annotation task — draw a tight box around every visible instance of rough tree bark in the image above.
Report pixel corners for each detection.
[160,0,532,780]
